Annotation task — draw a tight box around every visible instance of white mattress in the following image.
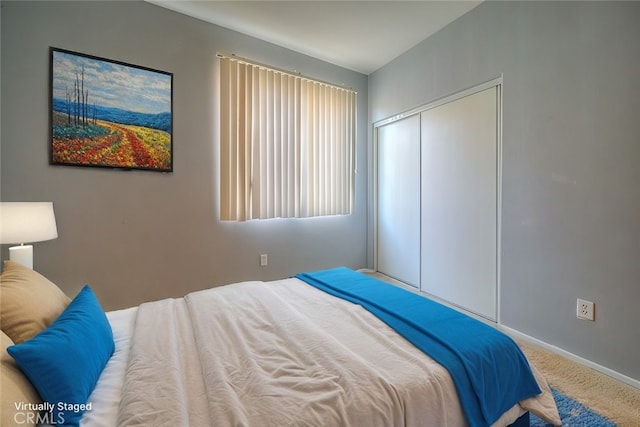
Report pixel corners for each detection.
[79,306,137,427]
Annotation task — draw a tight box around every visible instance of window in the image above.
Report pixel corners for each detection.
[219,54,356,221]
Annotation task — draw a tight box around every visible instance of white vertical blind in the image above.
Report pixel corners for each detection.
[220,56,356,221]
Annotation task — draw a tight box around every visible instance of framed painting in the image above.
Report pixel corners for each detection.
[50,48,173,172]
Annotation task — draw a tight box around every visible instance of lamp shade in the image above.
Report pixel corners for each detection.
[0,202,58,244]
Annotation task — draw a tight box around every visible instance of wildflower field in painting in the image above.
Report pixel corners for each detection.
[51,48,172,171]
[51,109,172,170]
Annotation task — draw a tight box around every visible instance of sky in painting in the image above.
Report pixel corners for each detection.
[52,50,171,115]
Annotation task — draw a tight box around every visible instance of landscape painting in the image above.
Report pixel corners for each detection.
[50,48,173,172]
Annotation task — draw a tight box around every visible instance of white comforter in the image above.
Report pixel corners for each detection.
[117,278,560,426]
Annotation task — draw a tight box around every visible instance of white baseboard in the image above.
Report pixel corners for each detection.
[500,325,640,391]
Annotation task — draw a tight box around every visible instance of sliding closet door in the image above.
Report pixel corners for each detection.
[420,86,499,320]
[377,115,420,287]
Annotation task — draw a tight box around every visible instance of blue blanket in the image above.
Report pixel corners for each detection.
[295,267,541,427]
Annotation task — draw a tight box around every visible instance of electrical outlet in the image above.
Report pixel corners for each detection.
[576,298,595,321]
[260,254,268,267]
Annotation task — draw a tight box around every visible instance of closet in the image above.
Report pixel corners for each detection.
[375,81,501,321]
[377,115,421,287]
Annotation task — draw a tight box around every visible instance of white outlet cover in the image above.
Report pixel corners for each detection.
[577,298,595,321]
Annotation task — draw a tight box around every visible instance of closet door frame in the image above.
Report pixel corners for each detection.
[372,77,503,322]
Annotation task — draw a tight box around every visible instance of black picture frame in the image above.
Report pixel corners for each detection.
[50,47,173,172]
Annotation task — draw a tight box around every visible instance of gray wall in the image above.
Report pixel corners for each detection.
[1,1,368,310]
[369,1,639,381]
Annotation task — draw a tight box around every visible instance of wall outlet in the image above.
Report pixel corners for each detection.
[576,298,595,321]
[260,254,268,267]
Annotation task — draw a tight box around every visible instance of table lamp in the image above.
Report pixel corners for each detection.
[0,202,58,269]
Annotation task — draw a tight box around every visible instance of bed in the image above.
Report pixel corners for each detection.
[1,261,561,427]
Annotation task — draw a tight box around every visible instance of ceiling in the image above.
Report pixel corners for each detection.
[146,1,482,75]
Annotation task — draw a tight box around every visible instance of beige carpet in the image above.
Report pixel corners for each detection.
[517,340,640,426]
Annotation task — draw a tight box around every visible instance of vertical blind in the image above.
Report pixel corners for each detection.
[219,55,356,221]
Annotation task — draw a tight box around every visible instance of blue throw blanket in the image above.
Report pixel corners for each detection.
[295,267,541,427]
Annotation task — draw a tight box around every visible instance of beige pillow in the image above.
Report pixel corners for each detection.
[1,330,42,426]
[0,260,71,343]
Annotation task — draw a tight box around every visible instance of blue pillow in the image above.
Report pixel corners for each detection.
[7,285,114,427]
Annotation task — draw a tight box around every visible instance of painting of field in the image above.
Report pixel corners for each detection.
[50,48,172,171]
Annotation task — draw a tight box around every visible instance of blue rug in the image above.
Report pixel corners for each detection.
[530,388,616,426]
